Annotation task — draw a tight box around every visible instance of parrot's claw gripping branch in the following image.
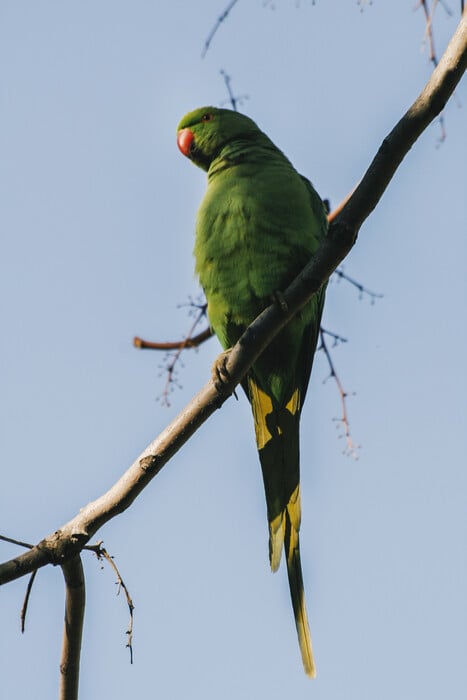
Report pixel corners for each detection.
[211,348,235,396]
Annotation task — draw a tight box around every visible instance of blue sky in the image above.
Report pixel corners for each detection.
[1,2,466,698]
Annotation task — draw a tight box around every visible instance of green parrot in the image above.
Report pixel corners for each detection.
[177,106,328,677]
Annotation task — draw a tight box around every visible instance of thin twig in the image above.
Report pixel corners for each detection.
[320,328,348,346]
[20,570,38,633]
[0,534,33,549]
[220,69,238,111]
[201,0,240,58]
[319,329,359,457]
[159,305,208,405]
[2,531,38,628]
[134,303,209,405]
[219,69,248,111]
[332,268,384,304]
[88,543,135,664]
[420,0,439,67]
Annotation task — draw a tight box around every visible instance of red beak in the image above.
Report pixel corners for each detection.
[177,128,194,156]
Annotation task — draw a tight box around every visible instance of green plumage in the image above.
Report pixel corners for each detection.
[177,106,328,677]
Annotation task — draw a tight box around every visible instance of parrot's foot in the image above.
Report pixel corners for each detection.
[272,290,288,312]
[211,349,234,396]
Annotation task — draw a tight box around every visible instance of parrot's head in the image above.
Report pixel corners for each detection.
[177,106,260,171]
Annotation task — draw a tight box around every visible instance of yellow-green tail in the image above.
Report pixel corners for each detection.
[284,506,316,678]
[248,376,316,677]
[268,486,316,677]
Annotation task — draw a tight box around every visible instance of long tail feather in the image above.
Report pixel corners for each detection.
[248,374,316,676]
[285,510,316,678]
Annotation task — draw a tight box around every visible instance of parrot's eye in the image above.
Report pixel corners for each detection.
[201,113,214,122]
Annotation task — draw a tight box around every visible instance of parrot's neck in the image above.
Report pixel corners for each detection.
[208,134,291,181]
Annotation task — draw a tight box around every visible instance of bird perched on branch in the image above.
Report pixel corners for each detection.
[177,106,328,677]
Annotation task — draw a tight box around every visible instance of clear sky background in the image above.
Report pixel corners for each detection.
[1,2,466,699]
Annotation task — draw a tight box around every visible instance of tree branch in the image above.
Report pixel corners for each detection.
[59,555,85,700]
[133,326,212,351]
[335,9,466,233]
[0,10,465,586]
[20,569,37,633]
[88,543,135,663]
[201,0,240,58]
[319,329,359,457]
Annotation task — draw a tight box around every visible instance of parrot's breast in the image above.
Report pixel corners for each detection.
[195,161,320,343]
